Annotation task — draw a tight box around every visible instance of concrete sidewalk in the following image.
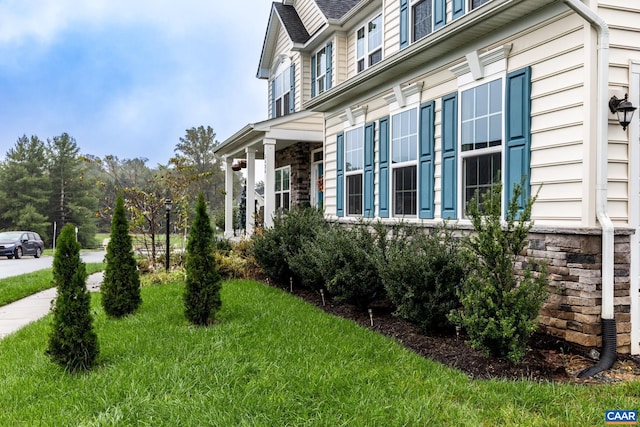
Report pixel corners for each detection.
[0,272,104,340]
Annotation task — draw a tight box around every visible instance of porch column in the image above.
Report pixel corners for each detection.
[224,156,234,238]
[263,138,276,229]
[245,148,256,235]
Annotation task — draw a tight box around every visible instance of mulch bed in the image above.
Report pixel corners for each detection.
[270,282,640,384]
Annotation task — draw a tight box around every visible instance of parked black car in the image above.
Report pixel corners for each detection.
[0,231,45,259]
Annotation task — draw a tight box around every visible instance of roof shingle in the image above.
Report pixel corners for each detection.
[314,0,362,20]
[274,3,310,44]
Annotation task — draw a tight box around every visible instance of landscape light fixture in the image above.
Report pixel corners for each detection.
[609,93,637,131]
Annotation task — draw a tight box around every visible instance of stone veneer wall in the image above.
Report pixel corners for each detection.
[275,142,322,208]
[525,228,633,354]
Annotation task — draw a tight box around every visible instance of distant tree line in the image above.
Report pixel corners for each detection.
[0,126,243,249]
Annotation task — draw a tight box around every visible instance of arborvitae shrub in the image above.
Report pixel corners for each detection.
[102,193,141,317]
[380,223,465,332]
[453,180,548,363]
[184,193,221,325]
[46,223,99,371]
[251,207,327,285]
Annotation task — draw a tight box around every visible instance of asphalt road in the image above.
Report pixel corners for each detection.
[0,251,106,279]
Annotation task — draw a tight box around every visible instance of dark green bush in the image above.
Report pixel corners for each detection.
[46,223,99,371]
[184,193,222,325]
[309,223,385,310]
[251,207,328,285]
[102,193,142,318]
[380,223,465,332]
[453,180,548,363]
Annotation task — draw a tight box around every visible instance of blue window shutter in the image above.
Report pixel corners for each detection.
[399,0,409,49]
[364,122,375,218]
[289,63,295,114]
[505,66,532,216]
[419,101,435,219]
[452,0,465,20]
[326,42,333,90]
[441,92,458,219]
[378,116,390,218]
[311,55,317,97]
[434,0,446,30]
[336,132,345,217]
[271,80,276,118]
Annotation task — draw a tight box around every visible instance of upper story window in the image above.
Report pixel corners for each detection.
[272,67,291,118]
[316,47,327,94]
[471,0,491,10]
[311,42,332,97]
[345,127,364,215]
[356,14,382,73]
[271,57,294,119]
[460,78,503,212]
[412,0,433,41]
[391,108,418,216]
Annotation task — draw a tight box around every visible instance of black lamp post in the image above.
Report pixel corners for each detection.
[164,198,172,272]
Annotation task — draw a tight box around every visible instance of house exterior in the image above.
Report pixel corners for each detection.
[214,0,640,355]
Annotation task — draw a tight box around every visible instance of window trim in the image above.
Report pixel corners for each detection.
[389,105,419,218]
[457,72,507,218]
[344,126,365,216]
[314,46,327,95]
[275,165,291,211]
[271,60,292,119]
[355,13,383,73]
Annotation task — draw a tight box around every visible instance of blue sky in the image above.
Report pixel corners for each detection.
[0,0,274,167]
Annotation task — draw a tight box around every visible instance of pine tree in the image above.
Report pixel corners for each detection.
[184,193,221,325]
[102,193,141,317]
[46,223,99,371]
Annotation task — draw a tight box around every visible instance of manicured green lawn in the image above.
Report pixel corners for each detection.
[0,279,637,426]
[0,263,105,307]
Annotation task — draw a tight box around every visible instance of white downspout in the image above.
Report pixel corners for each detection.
[562,0,613,320]
[562,0,617,377]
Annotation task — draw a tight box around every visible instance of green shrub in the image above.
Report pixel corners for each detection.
[214,250,249,279]
[453,180,548,363]
[251,207,328,285]
[184,194,222,325]
[311,223,385,310]
[46,223,99,371]
[380,223,465,332]
[140,269,186,287]
[101,193,142,318]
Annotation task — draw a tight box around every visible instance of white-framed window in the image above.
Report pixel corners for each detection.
[412,0,434,42]
[311,149,324,209]
[345,127,364,215]
[356,14,382,73]
[391,108,418,216]
[275,165,291,211]
[315,47,327,94]
[460,78,503,212]
[272,67,291,118]
[471,0,491,11]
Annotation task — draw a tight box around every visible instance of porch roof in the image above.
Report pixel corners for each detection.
[214,110,324,160]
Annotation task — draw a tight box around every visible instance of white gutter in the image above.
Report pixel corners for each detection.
[561,0,614,320]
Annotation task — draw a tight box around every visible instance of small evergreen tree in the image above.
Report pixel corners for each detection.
[184,193,221,325]
[46,223,99,371]
[102,193,141,317]
[453,180,548,363]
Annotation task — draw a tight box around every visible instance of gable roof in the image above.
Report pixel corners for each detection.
[273,3,310,44]
[314,0,362,20]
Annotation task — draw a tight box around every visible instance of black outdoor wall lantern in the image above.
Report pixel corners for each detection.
[609,93,637,131]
